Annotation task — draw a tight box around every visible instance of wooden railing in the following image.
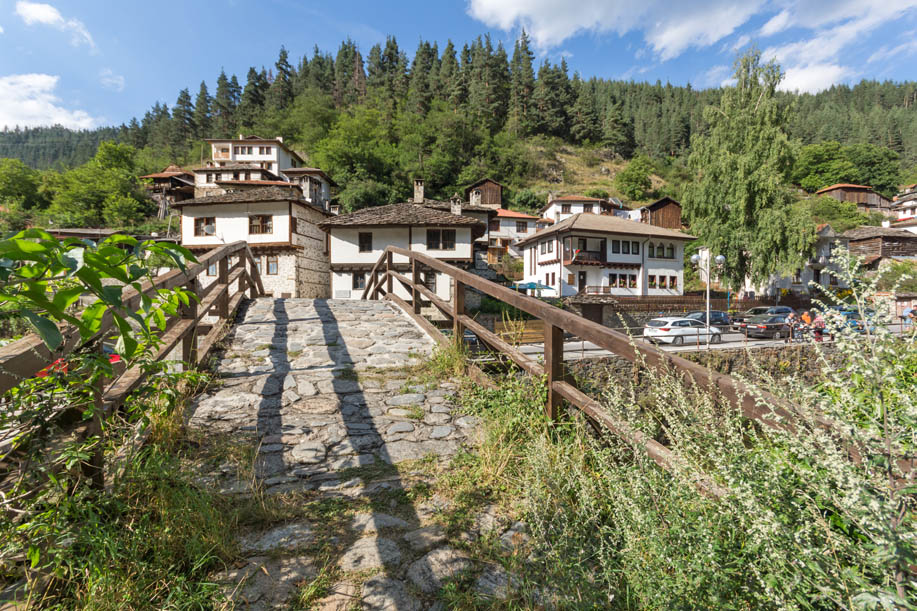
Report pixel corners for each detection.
[361,245,893,499]
[0,240,264,487]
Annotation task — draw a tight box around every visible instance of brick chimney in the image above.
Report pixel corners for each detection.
[413,179,425,203]
[450,193,463,216]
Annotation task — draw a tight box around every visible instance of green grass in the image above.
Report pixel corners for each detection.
[405,405,425,420]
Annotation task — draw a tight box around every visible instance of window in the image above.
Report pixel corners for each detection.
[244,171,250,180]
[608,273,617,287]
[669,275,677,289]
[622,241,630,255]
[629,274,637,288]
[631,241,640,255]
[793,269,802,283]
[259,146,272,155]
[561,204,571,213]
[551,272,555,285]
[516,221,528,233]
[584,203,593,213]
[830,273,838,286]
[659,276,667,288]
[207,261,217,276]
[567,273,574,285]
[205,172,213,183]
[489,238,497,246]
[618,274,627,288]
[358,232,373,253]
[252,255,264,276]
[426,229,455,250]
[648,275,657,288]
[352,272,366,290]
[233,146,239,155]
[611,240,620,254]
[266,255,278,275]
[246,146,253,154]
[489,220,499,232]
[423,271,436,292]
[665,244,675,259]
[249,215,273,234]
[233,171,240,180]
[540,241,546,254]
[545,274,550,286]
[648,243,655,258]
[194,217,215,236]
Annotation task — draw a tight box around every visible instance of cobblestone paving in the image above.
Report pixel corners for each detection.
[187,299,524,609]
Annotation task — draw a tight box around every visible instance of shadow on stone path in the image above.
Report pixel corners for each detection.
[188,298,496,609]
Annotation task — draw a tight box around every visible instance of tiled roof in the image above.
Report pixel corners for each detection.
[495,208,538,219]
[816,183,873,193]
[171,185,317,209]
[536,217,555,225]
[280,167,338,187]
[215,180,293,186]
[517,212,695,247]
[318,203,485,238]
[140,164,193,179]
[424,201,497,214]
[550,195,606,202]
[843,226,917,240]
[465,177,504,190]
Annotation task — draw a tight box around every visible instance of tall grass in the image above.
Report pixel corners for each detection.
[452,250,916,608]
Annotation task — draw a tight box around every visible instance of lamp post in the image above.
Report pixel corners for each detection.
[691,252,726,345]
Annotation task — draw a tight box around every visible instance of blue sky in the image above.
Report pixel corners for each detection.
[1,0,916,130]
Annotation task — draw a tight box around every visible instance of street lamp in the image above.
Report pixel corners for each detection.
[690,252,726,345]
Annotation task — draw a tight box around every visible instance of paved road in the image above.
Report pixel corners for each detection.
[484,323,911,362]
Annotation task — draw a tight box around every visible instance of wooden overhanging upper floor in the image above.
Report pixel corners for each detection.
[517,212,695,250]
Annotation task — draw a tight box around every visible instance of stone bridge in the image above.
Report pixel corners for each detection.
[187,298,512,609]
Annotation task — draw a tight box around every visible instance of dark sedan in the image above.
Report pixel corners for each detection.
[685,310,732,329]
[732,306,772,331]
[745,314,789,339]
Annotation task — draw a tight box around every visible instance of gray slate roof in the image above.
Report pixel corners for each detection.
[842,226,917,240]
[517,212,695,247]
[171,185,321,210]
[318,203,485,238]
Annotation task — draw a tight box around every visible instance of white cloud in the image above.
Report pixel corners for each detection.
[15,1,95,49]
[759,9,791,36]
[868,40,917,63]
[0,73,99,129]
[701,64,732,86]
[99,68,124,92]
[0,25,5,34]
[467,0,764,60]
[779,63,850,93]
[732,34,750,50]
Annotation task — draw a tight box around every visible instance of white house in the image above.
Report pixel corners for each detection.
[538,195,621,224]
[174,185,331,298]
[486,208,539,262]
[517,213,695,297]
[318,202,485,301]
[736,224,850,298]
[190,135,335,213]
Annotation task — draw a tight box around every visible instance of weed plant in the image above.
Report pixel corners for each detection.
[450,249,915,608]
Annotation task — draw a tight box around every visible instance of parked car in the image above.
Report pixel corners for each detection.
[744,314,789,339]
[840,311,878,334]
[685,310,732,329]
[643,317,722,345]
[732,306,771,330]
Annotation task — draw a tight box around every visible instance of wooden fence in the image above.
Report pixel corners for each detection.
[0,240,264,489]
[361,245,910,498]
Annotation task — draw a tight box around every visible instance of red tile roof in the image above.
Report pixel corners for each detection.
[816,183,873,193]
[537,217,555,225]
[495,208,538,219]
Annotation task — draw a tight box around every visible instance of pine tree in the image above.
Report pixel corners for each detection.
[192,81,211,139]
[333,39,366,107]
[570,80,601,143]
[266,46,294,111]
[509,30,535,135]
[439,40,458,103]
[602,99,635,157]
[308,45,335,92]
[213,70,237,138]
[172,88,195,148]
[408,40,435,115]
[238,67,267,130]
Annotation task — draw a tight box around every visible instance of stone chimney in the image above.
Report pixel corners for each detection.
[470,189,482,207]
[450,193,463,216]
[413,179,425,203]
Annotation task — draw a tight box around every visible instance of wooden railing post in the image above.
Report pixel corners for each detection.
[182,277,199,367]
[544,323,564,421]
[217,254,229,319]
[385,250,393,296]
[84,347,105,490]
[248,255,258,299]
[412,258,421,315]
[453,279,465,342]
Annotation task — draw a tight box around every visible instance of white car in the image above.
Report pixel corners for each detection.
[643,317,722,345]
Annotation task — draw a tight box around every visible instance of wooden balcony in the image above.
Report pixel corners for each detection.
[563,250,605,265]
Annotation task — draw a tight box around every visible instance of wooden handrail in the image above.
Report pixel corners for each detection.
[361,244,883,497]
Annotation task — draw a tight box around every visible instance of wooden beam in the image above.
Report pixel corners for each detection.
[457,314,543,376]
[544,323,564,420]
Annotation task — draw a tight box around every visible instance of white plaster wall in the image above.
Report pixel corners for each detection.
[329,227,412,265]
[332,270,452,302]
[181,202,290,247]
[409,227,473,260]
[495,218,535,242]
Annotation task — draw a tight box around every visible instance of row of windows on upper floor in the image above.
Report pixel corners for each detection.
[540,239,679,258]
[193,215,311,236]
[489,220,532,233]
[231,145,274,155]
[537,272,679,289]
[356,230,457,253]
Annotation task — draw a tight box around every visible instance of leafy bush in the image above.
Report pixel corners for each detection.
[614,154,653,200]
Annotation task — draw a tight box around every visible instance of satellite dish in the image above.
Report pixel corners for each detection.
[203,224,216,235]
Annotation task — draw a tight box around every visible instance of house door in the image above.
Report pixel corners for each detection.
[578,271,587,293]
